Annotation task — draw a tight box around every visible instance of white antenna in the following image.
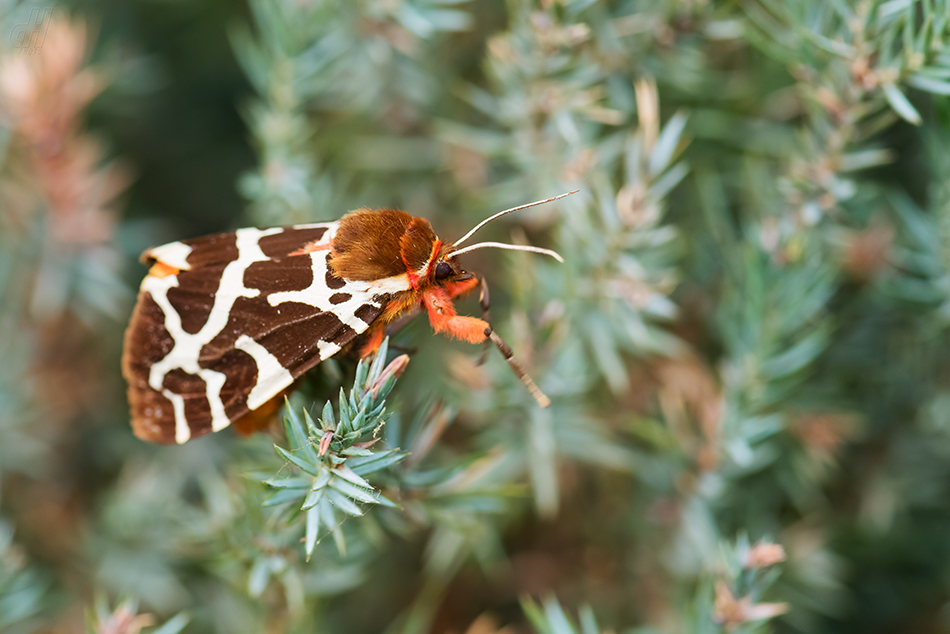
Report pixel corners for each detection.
[451,190,579,248]
[447,242,564,263]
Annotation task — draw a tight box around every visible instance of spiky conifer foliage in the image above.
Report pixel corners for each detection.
[4,0,950,633]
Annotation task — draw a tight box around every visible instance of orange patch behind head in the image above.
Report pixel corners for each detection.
[148,261,180,279]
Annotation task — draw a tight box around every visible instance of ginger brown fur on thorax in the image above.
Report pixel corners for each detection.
[330,208,436,282]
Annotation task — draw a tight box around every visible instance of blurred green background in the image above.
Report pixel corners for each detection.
[3,0,950,633]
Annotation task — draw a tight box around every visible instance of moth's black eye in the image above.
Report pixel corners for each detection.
[434,261,452,281]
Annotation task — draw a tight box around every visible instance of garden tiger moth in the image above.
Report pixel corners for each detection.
[121,191,577,444]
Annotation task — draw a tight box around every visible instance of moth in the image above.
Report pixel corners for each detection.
[122,192,575,444]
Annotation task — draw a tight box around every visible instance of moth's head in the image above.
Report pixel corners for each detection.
[404,241,473,292]
[422,245,475,291]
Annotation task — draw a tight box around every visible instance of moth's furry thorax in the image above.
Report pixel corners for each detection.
[329,208,438,283]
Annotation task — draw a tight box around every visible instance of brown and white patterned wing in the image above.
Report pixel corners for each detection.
[122,223,412,444]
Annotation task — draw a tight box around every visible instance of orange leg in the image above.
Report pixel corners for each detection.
[422,287,489,344]
[233,390,287,436]
[443,275,480,300]
[359,325,386,358]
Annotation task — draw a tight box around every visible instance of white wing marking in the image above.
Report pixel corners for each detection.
[236,334,295,410]
[165,390,190,444]
[147,241,193,270]
[317,340,342,360]
[291,222,338,230]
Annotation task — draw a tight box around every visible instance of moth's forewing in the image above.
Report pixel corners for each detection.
[122,222,404,444]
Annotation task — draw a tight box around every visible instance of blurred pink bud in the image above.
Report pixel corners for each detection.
[318,430,334,457]
[744,541,786,569]
[714,581,788,631]
[371,354,410,398]
[95,604,154,634]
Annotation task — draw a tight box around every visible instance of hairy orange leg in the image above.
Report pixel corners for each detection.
[233,390,288,436]
[422,287,489,344]
[443,276,491,362]
[361,277,483,357]
[359,325,387,358]
[442,275,479,300]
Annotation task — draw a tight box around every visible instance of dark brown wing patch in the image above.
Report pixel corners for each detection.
[258,226,330,259]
